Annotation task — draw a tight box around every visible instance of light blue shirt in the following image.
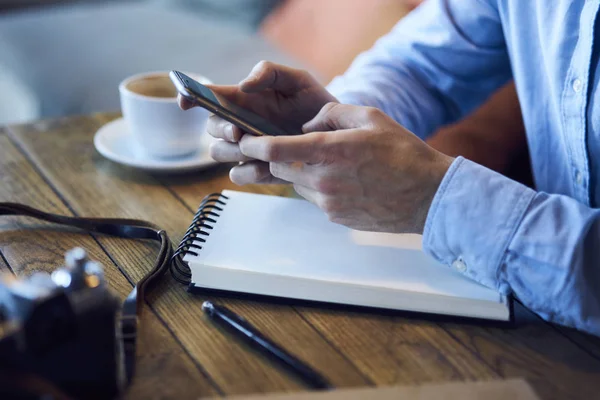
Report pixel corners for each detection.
[327,0,600,335]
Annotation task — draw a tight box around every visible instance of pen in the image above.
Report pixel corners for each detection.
[202,301,333,390]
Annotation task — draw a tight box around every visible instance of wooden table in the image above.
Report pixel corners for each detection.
[1,113,600,399]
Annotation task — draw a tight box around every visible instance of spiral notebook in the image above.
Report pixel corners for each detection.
[173,190,511,322]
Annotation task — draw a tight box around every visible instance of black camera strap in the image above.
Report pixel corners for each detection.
[0,202,174,389]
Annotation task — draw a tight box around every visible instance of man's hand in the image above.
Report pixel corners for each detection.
[179,61,337,184]
[236,103,454,234]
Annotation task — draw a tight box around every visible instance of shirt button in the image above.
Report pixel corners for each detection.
[576,171,583,185]
[499,283,511,296]
[573,78,583,93]
[452,258,467,273]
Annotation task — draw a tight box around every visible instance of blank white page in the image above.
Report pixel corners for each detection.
[185,190,502,303]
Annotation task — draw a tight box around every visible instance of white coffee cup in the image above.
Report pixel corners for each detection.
[119,71,210,159]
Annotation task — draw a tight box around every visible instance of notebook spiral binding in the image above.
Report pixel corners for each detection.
[170,193,230,284]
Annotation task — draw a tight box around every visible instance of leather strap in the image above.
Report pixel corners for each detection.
[0,202,174,387]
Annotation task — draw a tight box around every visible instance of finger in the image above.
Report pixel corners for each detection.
[293,183,320,205]
[239,61,317,95]
[206,114,244,142]
[229,161,287,185]
[269,162,316,188]
[209,140,252,162]
[303,102,380,132]
[178,94,196,110]
[238,132,328,163]
[258,174,289,185]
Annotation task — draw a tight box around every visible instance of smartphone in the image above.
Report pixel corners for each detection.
[169,70,288,136]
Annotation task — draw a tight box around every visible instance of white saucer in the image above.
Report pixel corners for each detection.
[93,118,219,172]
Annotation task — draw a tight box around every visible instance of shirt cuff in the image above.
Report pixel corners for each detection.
[422,157,536,295]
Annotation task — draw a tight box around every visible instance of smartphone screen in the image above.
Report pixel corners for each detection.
[170,71,288,136]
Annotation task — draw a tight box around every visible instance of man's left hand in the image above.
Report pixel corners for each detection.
[236,103,454,234]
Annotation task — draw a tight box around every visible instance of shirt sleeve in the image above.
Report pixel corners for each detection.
[423,157,600,335]
[326,0,512,139]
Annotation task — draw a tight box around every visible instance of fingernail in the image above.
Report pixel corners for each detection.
[227,124,235,140]
[229,166,243,186]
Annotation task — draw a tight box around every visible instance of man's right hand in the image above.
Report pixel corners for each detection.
[178,61,337,184]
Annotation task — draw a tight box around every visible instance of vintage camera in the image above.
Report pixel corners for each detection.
[0,248,125,399]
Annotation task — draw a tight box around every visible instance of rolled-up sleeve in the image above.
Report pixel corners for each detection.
[424,157,600,336]
[326,0,512,139]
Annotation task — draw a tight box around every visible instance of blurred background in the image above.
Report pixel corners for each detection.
[0,0,420,125]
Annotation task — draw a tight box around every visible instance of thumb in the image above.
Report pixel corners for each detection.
[302,103,372,133]
[238,132,327,163]
[239,61,317,95]
[206,84,245,103]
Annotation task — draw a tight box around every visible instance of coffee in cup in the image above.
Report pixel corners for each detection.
[119,71,210,159]
[125,75,179,98]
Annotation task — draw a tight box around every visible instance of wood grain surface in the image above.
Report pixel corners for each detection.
[0,251,10,275]
[0,132,218,399]
[5,115,368,395]
[2,115,600,399]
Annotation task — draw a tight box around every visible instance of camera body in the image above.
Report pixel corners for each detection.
[0,248,124,399]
